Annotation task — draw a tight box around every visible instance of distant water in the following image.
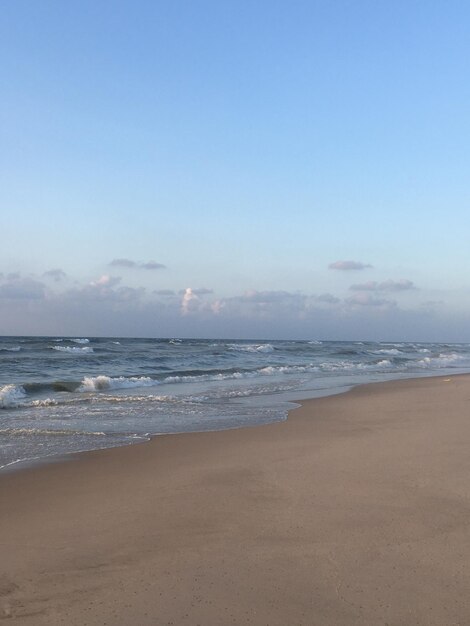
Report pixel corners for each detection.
[1,336,470,471]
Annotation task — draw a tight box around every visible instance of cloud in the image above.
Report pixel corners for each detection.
[43,268,67,282]
[154,289,176,296]
[65,276,145,305]
[420,300,445,311]
[209,290,310,320]
[110,258,136,268]
[211,300,225,314]
[329,261,372,271]
[180,288,215,315]
[181,288,200,315]
[241,290,302,303]
[141,260,166,270]
[315,293,340,304]
[0,269,464,341]
[0,277,46,300]
[346,293,395,308]
[109,259,166,270]
[90,275,122,288]
[178,287,213,296]
[350,279,416,292]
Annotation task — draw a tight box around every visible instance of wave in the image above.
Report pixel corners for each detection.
[319,359,393,372]
[28,398,60,407]
[374,348,401,355]
[228,343,274,353]
[79,375,158,392]
[70,338,90,344]
[52,346,94,354]
[0,346,21,352]
[0,384,26,408]
[415,353,465,368]
[0,427,106,437]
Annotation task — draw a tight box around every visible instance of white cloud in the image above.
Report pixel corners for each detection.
[181,288,200,315]
[90,275,122,288]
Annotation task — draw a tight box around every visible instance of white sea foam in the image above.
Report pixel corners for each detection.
[93,394,182,404]
[415,353,464,368]
[52,346,94,354]
[374,348,401,355]
[0,346,21,352]
[229,343,274,353]
[259,365,318,375]
[0,385,27,408]
[0,428,106,436]
[319,359,393,372]
[29,398,59,407]
[163,371,248,384]
[71,338,90,344]
[79,375,158,392]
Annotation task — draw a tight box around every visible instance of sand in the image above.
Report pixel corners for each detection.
[2,374,470,625]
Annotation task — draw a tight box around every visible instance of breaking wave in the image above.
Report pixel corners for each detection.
[0,385,26,408]
[79,375,158,391]
[229,343,274,353]
[52,346,94,354]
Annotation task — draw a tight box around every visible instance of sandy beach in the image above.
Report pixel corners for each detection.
[2,374,470,625]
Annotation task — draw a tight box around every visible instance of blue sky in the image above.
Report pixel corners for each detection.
[1,1,470,339]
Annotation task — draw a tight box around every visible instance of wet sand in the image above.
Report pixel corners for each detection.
[2,375,470,625]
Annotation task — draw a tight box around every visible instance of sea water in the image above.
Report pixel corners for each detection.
[1,336,470,470]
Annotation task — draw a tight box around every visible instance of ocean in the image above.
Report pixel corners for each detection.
[1,336,470,471]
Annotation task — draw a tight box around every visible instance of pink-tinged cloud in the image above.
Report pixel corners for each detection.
[90,275,122,288]
[181,288,200,315]
[350,279,416,292]
[329,260,372,271]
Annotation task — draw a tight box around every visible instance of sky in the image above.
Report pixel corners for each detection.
[1,0,470,340]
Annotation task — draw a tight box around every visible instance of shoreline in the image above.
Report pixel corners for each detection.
[1,370,464,477]
[2,373,470,624]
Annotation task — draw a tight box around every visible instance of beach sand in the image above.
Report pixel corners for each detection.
[2,375,470,625]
